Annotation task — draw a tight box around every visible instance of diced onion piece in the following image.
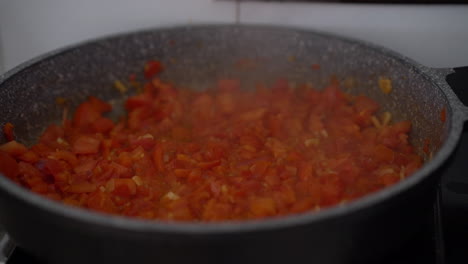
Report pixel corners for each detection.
[377,168,395,176]
[106,179,115,192]
[304,138,319,147]
[114,80,128,94]
[379,77,392,94]
[139,134,154,140]
[221,185,228,193]
[132,176,143,186]
[371,116,382,129]
[400,167,406,180]
[55,97,67,105]
[320,130,328,138]
[165,191,180,201]
[381,112,392,126]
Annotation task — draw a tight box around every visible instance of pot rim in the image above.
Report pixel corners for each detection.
[0,23,464,235]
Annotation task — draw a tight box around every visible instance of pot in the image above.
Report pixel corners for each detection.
[0,25,467,264]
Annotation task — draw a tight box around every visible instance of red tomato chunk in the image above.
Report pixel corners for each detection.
[0,70,423,222]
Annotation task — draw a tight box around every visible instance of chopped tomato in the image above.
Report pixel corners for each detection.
[0,141,28,157]
[143,60,163,79]
[374,144,395,163]
[0,151,19,179]
[92,117,114,134]
[73,102,100,129]
[2,62,423,222]
[72,136,100,154]
[3,122,15,141]
[48,150,78,166]
[125,93,152,111]
[152,142,164,172]
[108,178,137,197]
[250,197,277,217]
[67,182,97,193]
[88,96,112,113]
[18,150,39,163]
[39,124,64,147]
[87,191,117,213]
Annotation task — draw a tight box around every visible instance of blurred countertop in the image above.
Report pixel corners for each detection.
[0,0,467,73]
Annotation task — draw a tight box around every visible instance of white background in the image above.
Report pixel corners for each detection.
[1,0,468,73]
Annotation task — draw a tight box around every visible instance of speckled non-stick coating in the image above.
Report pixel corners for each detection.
[0,25,451,157]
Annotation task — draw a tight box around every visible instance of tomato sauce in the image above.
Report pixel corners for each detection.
[0,65,423,222]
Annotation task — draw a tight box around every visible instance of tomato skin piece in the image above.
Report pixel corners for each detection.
[88,96,112,113]
[152,143,165,172]
[127,107,153,130]
[143,60,163,79]
[73,160,97,176]
[322,84,345,106]
[354,96,380,126]
[129,73,137,82]
[39,124,64,148]
[44,159,67,176]
[187,169,202,184]
[250,197,277,217]
[0,141,28,157]
[0,151,19,179]
[92,117,114,134]
[203,144,226,161]
[72,136,101,154]
[72,97,111,130]
[87,191,117,213]
[380,173,399,186]
[198,160,221,170]
[298,162,314,181]
[125,94,152,111]
[3,122,15,141]
[374,144,395,163]
[320,174,344,206]
[264,167,280,187]
[109,162,133,178]
[109,178,137,197]
[129,136,155,151]
[18,162,48,191]
[72,102,100,129]
[249,160,269,178]
[18,150,39,163]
